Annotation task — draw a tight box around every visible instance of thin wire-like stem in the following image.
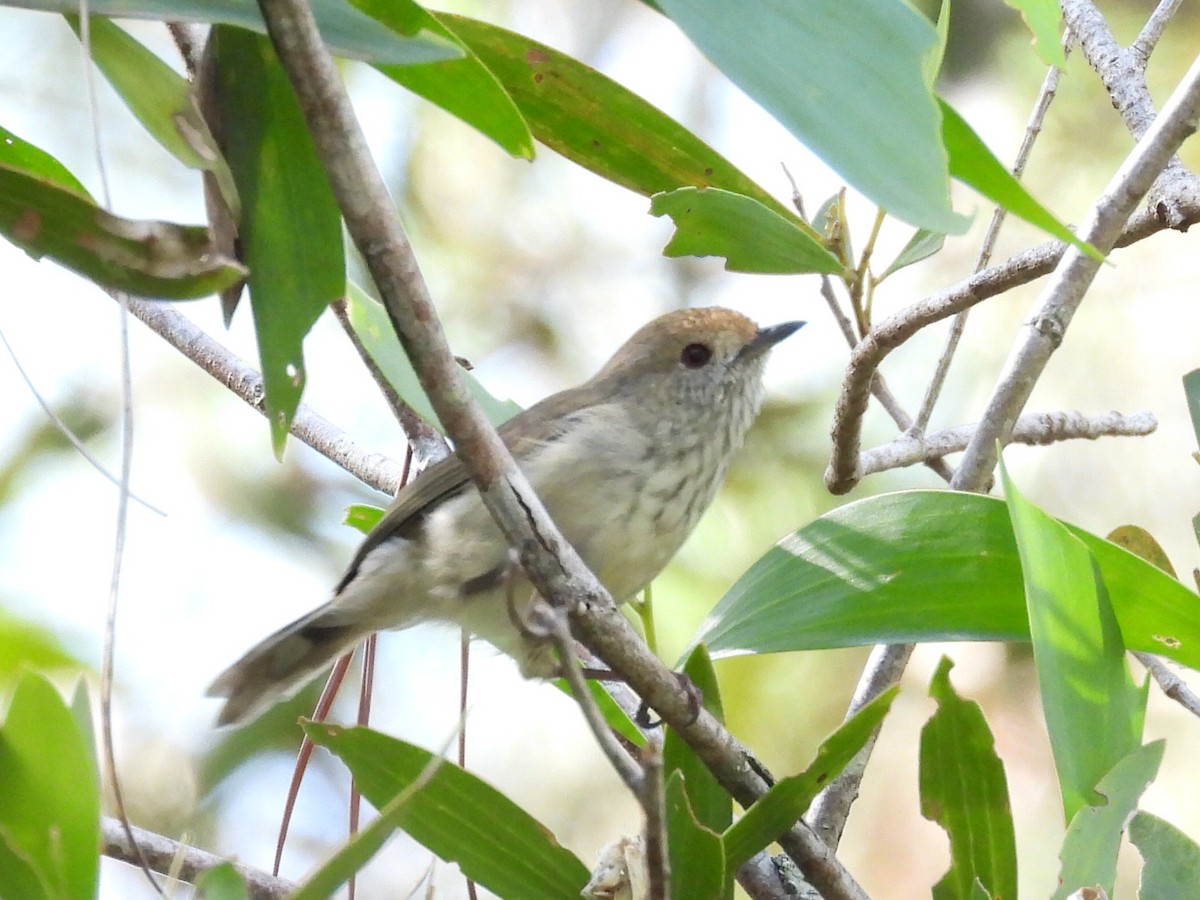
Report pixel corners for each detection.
[914,35,1070,435]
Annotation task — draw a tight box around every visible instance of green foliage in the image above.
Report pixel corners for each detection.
[1129,811,1200,900]
[13,0,459,63]
[1053,742,1163,900]
[920,657,1017,900]
[208,27,346,458]
[650,188,841,275]
[721,687,896,870]
[302,722,591,898]
[1002,460,1147,821]
[694,490,1200,670]
[0,674,99,900]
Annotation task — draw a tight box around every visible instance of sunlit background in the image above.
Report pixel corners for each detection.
[2,1,1199,897]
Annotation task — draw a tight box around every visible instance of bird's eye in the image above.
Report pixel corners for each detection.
[680,342,713,368]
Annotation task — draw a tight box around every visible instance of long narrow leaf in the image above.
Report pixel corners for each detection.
[1002,461,1146,821]
[694,492,1200,674]
[304,723,590,899]
[722,687,897,870]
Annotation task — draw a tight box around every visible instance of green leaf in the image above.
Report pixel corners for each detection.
[349,0,533,158]
[880,228,946,279]
[0,126,90,197]
[1053,741,1163,900]
[923,0,952,89]
[650,188,840,274]
[441,15,797,222]
[722,687,897,870]
[1004,0,1068,69]
[1002,461,1146,822]
[0,162,245,299]
[664,646,731,838]
[17,0,459,65]
[656,0,967,234]
[66,16,239,218]
[0,673,99,900]
[303,723,590,898]
[695,491,1200,671]
[920,657,1017,900]
[0,610,85,683]
[193,862,248,900]
[1184,369,1200,449]
[941,99,1100,259]
[666,772,726,900]
[344,281,521,431]
[1129,811,1200,900]
[208,28,346,457]
[344,503,385,535]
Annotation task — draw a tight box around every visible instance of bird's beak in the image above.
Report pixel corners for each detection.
[740,320,805,360]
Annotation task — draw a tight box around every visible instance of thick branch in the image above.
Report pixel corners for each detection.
[953,53,1200,489]
[102,816,294,900]
[252,1,867,897]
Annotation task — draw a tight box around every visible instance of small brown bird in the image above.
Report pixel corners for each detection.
[208,307,803,725]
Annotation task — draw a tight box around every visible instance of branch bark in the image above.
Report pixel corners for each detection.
[102,817,294,900]
[252,0,867,896]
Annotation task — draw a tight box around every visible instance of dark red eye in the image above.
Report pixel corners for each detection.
[680,342,713,368]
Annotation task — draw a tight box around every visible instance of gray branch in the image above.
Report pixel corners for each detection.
[252,0,866,896]
[859,410,1156,477]
[102,816,294,900]
[122,296,406,495]
[953,53,1200,489]
[823,189,1200,495]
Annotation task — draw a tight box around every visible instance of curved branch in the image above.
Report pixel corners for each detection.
[823,188,1200,494]
[953,54,1200,489]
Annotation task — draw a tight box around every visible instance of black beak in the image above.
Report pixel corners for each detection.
[740,320,805,360]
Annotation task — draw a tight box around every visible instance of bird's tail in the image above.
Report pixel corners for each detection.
[207,606,365,726]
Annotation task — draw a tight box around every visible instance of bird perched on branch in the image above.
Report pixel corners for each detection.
[209,307,803,725]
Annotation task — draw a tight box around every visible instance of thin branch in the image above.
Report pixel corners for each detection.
[1135,651,1200,718]
[953,52,1200,490]
[330,297,448,468]
[121,296,406,494]
[914,35,1070,435]
[858,409,1156,477]
[823,185,1200,495]
[640,745,669,900]
[102,817,295,900]
[253,1,868,896]
[1131,0,1185,63]
[806,643,914,849]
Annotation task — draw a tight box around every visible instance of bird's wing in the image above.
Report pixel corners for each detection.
[335,386,591,592]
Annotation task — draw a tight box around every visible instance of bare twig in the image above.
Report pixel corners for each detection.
[914,35,1070,435]
[806,643,914,849]
[857,409,1156,477]
[121,297,406,494]
[330,297,448,467]
[823,186,1200,495]
[1131,0,1185,63]
[1135,652,1200,718]
[102,817,295,900]
[953,52,1200,490]
[640,746,669,900]
[253,0,868,896]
